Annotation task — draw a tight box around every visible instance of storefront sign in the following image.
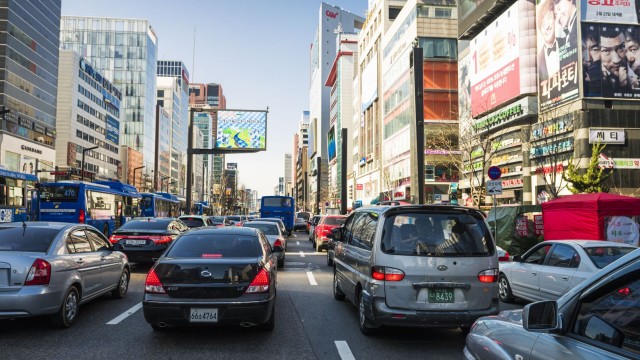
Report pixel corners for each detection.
[356,184,363,190]
[473,97,535,133]
[589,129,625,144]
[612,158,640,169]
[21,145,42,154]
[45,128,56,138]
[529,139,573,158]
[67,142,77,167]
[515,216,528,237]
[33,123,45,134]
[502,178,523,188]
[532,116,573,139]
[19,118,32,129]
[534,215,544,236]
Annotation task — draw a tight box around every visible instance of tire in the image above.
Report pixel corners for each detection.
[51,287,80,328]
[315,241,322,252]
[358,290,376,335]
[327,251,333,266]
[111,268,130,299]
[151,323,165,331]
[259,305,275,331]
[333,270,345,301]
[278,257,285,269]
[498,274,515,303]
[103,224,109,237]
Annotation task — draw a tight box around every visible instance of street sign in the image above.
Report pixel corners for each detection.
[486,180,503,195]
[488,166,502,180]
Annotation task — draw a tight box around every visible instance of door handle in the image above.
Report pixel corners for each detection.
[561,276,569,280]
[531,272,537,276]
[100,256,107,261]
[76,258,84,264]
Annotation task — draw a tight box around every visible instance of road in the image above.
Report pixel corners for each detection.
[0,231,524,359]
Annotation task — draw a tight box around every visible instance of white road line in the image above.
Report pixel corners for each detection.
[107,302,143,325]
[299,251,305,258]
[296,241,300,245]
[335,341,355,360]
[306,271,318,286]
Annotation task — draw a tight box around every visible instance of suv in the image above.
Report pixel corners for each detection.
[331,205,499,335]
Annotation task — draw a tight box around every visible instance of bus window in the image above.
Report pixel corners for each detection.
[41,185,79,201]
[0,184,6,205]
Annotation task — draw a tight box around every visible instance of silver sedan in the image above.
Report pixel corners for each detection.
[0,222,130,327]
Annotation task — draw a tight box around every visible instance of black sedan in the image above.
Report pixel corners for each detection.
[142,227,278,331]
[108,218,189,263]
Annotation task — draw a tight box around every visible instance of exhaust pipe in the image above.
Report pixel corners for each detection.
[156,322,169,328]
[239,321,256,328]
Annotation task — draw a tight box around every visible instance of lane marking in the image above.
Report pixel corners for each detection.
[107,302,142,325]
[299,251,305,258]
[306,271,318,286]
[296,241,300,245]
[285,261,307,266]
[335,341,355,360]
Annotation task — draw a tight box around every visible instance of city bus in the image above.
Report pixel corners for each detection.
[0,167,38,222]
[140,192,180,217]
[39,180,142,236]
[194,201,212,216]
[260,195,295,235]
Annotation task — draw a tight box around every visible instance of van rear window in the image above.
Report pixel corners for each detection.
[381,213,493,257]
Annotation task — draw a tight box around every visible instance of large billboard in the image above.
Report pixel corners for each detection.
[469,0,536,117]
[537,0,580,110]
[581,0,640,23]
[105,115,120,145]
[327,126,337,162]
[215,110,267,151]
[582,23,640,98]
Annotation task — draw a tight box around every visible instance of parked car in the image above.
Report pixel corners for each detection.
[496,246,510,261]
[313,215,346,252]
[308,215,323,241]
[242,221,287,267]
[108,218,189,263]
[179,215,214,229]
[0,222,130,328]
[498,240,637,304]
[464,248,640,360]
[142,227,278,331]
[208,216,231,227]
[331,205,500,335]
[294,217,308,231]
[258,217,287,236]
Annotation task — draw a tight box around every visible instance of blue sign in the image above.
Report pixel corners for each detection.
[105,115,120,145]
[488,166,502,180]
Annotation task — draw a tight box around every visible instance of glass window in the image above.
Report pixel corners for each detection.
[388,6,402,20]
[351,212,377,250]
[41,185,79,202]
[166,234,262,258]
[69,229,92,253]
[524,244,553,265]
[585,247,637,269]
[0,227,59,252]
[547,244,580,268]
[86,229,111,251]
[119,219,172,230]
[243,223,279,236]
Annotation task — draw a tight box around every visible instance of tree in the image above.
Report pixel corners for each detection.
[562,142,612,193]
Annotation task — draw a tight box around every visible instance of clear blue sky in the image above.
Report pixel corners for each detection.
[61,0,368,197]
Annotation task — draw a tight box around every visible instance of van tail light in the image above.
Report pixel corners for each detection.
[78,209,85,224]
[24,259,51,285]
[274,238,284,248]
[245,268,270,293]
[478,269,498,283]
[109,235,125,244]
[371,266,405,281]
[145,269,165,294]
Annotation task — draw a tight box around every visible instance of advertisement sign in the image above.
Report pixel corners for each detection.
[589,128,625,143]
[537,0,580,110]
[515,216,529,237]
[308,118,317,158]
[105,115,120,145]
[458,52,473,130]
[327,126,337,162]
[226,163,237,170]
[582,23,640,99]
[361,58,378,112]
[605,216,639,246]
[581,0,640,23]
[215,110,267,150]
[469,0,536,117]
[534,214,544,235]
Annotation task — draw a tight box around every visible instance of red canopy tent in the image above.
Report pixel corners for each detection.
[542,193,640,241]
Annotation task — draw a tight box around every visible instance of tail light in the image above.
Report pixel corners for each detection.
[478,269,498,283]
[274,238,284,248]
[109,234,125,244]
[245,269,270,293]
[145,269,165,294]
[25,259,51,286]
[498,251,510,262]
[78,209,85,224]
[371,266,405,281]
[153,235,173,244]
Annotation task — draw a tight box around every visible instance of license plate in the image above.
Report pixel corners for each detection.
[189,308,218,323]
[125,239,147,246]
[428,288,454,303]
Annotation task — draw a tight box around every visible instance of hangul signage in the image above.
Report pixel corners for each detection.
[589,129,625,144]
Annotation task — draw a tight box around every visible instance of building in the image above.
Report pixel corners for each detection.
[193,125,204,202]
[295,111,310,211]
[155,104,171,191]
[193,110,213,201]
[0,0,61,179]
[60,17,159,175]
[55,50,123,181]
[284,153,292,196]
[223,162,238,214]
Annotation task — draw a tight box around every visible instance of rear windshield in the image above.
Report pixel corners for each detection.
[41,185,79,202]
[244,223,279,235]
[180,218,206,228]
[324,217,346,225]
[228,216,241,221]
[0,227,60,252]
[210,217,225,223]
[296,212,311,221]
[585,246,637,269]
[381,212,493,257]
[119,220,171,230]
[167,234,262,258]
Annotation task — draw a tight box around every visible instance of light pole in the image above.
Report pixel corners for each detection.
[81,145,99,182]
[161,176,171,193]
[133,166,145,189]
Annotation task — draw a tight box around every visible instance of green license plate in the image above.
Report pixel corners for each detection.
[428,288,454,303]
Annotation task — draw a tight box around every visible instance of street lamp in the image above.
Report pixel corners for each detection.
[133,166,145,189]
[161,176,171,192]
[81,145,99,182]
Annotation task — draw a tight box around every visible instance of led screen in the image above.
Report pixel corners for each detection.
[215,110,267,151]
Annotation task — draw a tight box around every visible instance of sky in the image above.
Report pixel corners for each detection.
[61,0,369,197]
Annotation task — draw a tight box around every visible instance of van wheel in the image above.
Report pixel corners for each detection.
[50,287,80,328]
[498,275,515,303]
[358,290,376,335]
[103,224,109,237]
[333,270,345,301]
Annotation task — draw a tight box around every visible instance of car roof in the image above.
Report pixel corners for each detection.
[543,240,638,248]
[0,222,71,230]
[245,221,278,226]
[185,227,258,236]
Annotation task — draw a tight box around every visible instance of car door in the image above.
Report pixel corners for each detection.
[86,228,121,288]
[538,243,580,300]
[510,243,553,301]
[67,229,103,298]
[340,212,365,301]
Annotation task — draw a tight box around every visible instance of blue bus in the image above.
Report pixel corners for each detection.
[194,201,211,215]
[0,167,38,222]
[140,192,180,217]
[39,180,141,236]
[260,196,295,235]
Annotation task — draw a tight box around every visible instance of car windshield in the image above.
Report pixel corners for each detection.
[0,227,60,252]
[323,217,345,225]
[584,246,637,269]
[119,220,171,230]
[244,223,279,235]
[381,212,492,256]
[166,234,262,258]
[180,217,206,228]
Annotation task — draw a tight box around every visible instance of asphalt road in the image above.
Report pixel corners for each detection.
[0,231,524,360]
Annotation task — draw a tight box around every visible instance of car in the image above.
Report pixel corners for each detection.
[0,222,130,328]
[331,205,500,335]
[258,217,287,236]
[142,227,278,331]
[498,240,637,304]
[294,217,307,231]
[313,215,346,252]
[242,221,287,268]
[227,215,247,226]
[295,211,312,232]
[496,246,510,261]
[464,248,640,360]
[308,215,323,242]
[178,215,214,229]
[208,216,231,227]
[108,218,190,263]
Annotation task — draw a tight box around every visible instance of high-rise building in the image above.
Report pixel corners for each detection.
[0,0,61,178]
[155,104,171,191]
[60,17,158,174]
[284,153,292,196]
[294,111,310,209]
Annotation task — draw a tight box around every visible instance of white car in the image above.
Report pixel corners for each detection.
[498,240,637,303]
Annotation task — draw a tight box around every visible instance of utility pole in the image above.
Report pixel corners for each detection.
[410,41,425,204]
[81,145,99,182]
[341,128,348,215]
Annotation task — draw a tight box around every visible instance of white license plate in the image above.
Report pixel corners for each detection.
[125,239,147,245]
[189,308,218,323]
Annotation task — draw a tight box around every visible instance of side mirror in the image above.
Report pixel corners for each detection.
[513,255,522,262]
[113,243,124,251]
[328,228,343,242]
[523,300,560,332]
[579,314,625,347]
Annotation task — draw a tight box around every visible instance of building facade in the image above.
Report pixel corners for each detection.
[295,111,310,210]
[284,153,292,196]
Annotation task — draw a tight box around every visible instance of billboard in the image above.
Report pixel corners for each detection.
[581,0,640,23]
[327,126,337,162]
[105,115,120,145]
[215,110,267,151]
[537,0,580,110]
[582,23,640,98]
[469,0,537,117]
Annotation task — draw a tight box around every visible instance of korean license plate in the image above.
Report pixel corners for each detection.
[125,239,147,246]
[189,308,218,323]
[428,288,454,303]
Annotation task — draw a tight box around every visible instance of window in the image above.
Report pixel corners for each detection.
[547,244,580,268]
[434,8,452,18]
[86,229,110,251]
[69,230,92,253]
[421,38,457,59]
[388,6,402,20]
[524,244,553,265]
[351,212,377,250]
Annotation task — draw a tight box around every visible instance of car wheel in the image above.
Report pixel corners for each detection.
[51,287,80,328]
[498,274,515,303]
[358,290,376,336]
[333,270,345,301]
[259,304,275,331]
[315,241,322,252]
[327,252,333,266]
[111,268,130,299]
[151,323,165,331]
[278,257,285,269]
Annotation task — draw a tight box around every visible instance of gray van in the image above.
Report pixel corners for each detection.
[330,205,499,335]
